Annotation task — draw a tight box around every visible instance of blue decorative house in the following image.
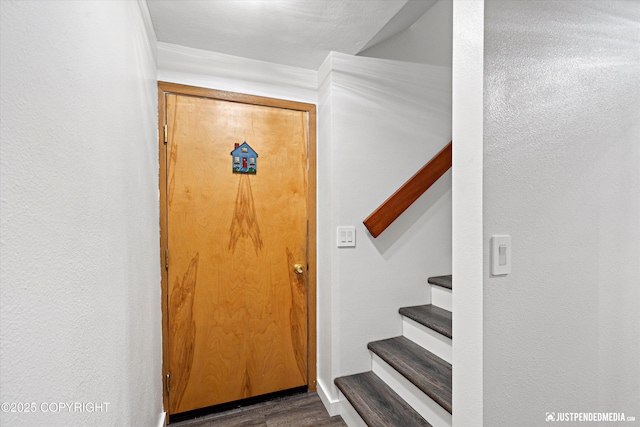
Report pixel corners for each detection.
[231,141,258,174]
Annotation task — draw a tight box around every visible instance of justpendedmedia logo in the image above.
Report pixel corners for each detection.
[546,411,636,423]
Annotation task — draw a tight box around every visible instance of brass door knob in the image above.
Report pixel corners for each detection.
[293,264,304,274]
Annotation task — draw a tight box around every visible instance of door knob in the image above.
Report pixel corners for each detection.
[293,264,304,274]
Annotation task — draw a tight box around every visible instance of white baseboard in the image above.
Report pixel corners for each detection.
[317,378,341,417]
[157,411,167,427]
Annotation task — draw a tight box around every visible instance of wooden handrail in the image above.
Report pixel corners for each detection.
[363,141,452,238]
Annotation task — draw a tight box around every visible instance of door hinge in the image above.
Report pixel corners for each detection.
[166,372,170,394]
[163,124,168,144]
[165,249,169,270]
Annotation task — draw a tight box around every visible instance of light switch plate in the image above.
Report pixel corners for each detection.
[491,235,511,276]
[337,226,356,247]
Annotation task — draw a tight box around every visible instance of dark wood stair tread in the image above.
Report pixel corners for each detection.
[428,275,452,289]
[399,304,452,339]
[335,372,431,427]
[368,336,452,414]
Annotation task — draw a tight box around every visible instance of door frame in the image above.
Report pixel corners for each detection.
[157,82,317,416]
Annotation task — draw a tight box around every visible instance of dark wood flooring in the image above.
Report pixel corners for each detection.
[427,275,452,289]
[169,392,346,427]
[398,304,452,339]
[368,337,452,414]
[335,372,431,427]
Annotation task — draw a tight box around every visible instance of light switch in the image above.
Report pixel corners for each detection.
[337,226,356,247]
[491,235,511,276]
[499,245,507,265]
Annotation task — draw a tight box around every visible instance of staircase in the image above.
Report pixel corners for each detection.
[334,275,453,427]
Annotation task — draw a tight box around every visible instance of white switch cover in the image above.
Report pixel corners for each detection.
[337,226,356,247]
[491,235,511,276]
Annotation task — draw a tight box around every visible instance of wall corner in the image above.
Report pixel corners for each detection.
[451,0,484,425]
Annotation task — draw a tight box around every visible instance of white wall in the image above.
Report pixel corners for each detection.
[483,1,640,424]
[451,0,484,425]
[157,42,318,104]
[317,55,338,414]
[318,52,452,410]
[0,1,162,426]
[358,0,453,68]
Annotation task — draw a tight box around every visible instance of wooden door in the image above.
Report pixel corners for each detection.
[159,84,316,416]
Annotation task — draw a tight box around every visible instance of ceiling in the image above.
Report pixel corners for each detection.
[146,0,437,70]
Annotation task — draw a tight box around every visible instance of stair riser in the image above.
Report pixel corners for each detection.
[431,286,451,311]
[371,354,452,427]
[402,317,452,364]
[337,390,369,427]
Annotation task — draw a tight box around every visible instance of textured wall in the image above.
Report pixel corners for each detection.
[157,42,318,104]
[318,52,452,409]
[451,0,484,424]
[359,0,453,68]
[484,1,640,424]
[317,54,337,414]
[0,1,162,426]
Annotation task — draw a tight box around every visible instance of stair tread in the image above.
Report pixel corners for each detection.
[399,304,452,339]
[368,336,452,414]
[335,372,432,427]
[428,275,452,289]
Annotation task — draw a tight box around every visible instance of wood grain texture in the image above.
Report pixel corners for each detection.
[363,141,452,238]
[158,81,316,113]
[159,86,170,416]
[367,337,452,414]
[165,91,311,414]
[286,248,307,380]
[428,275,452,290]
[399,305,452,339]
[305,107,317,392]
[228,175,263,254]
[170,392,345,427]
[169,253,200,410]
[335,372,431,427]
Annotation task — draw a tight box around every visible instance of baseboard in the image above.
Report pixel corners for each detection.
[317,378,340,417]
[157,411,167,427]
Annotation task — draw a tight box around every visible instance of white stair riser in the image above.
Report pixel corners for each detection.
[402,317,452,364]
[431,285,452,311]
[371,354,452,427]
[337,390,369,427]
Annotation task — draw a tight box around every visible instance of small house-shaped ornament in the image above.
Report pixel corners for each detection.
[231,142,258,174]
